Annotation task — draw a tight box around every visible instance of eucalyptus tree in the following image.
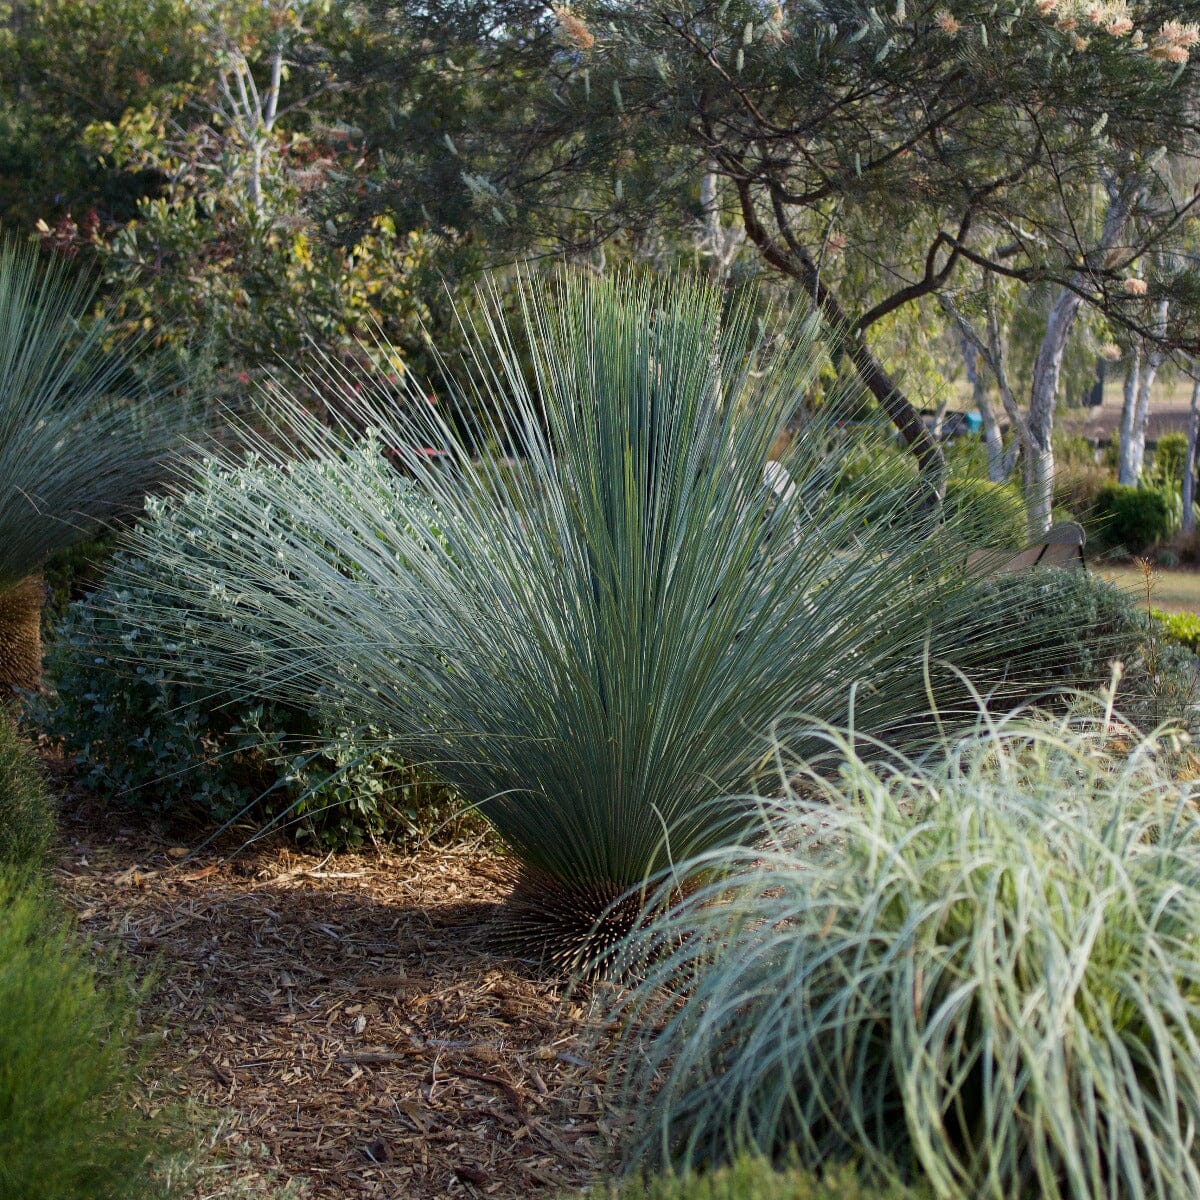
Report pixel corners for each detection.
[348,0,1200,506]
[0,238,180,696]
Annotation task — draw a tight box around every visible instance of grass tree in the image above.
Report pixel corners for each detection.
[0,237,178,696]
[112,270,1077,964]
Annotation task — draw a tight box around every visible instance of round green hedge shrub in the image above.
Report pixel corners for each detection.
[608,712,1200,1198]
[33,450,459,848]
[0,869,164,1200]
[942,476,1026,548]
[569,1158,929,1199]
[0,710,54,867]
[1153,432,1190,489]
[1091,483,1174,553]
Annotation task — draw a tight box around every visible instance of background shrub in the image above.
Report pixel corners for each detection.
[833,446,1026,548]
[0,709,55,867]
[606,712,1200,1199]
[34,452,460,849]
[569,1158,929,1199]
[1156,608,1200,654]
[1153,431,1190,490]
[942,476,1025,548]
[926,567,1197,732]
[1051,462,1109,527]
[1052,432,1099,468]
[0,868,164,1200]
[40,530,122,636]
[1091,482,1174,553]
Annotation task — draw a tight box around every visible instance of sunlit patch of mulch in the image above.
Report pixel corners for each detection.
[53,810,619,1200]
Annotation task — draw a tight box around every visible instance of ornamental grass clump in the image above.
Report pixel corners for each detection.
[110,271,1086,965]
[604,705,1200,1198]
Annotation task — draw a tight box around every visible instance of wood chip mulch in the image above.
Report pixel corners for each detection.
[52,813,620,1200]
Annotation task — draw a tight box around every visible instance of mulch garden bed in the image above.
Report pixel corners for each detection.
[53,801,618,1199]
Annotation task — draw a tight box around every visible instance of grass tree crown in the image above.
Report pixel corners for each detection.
[0,236,183,694]
[113,269,1077,964]
[0,237,180,590]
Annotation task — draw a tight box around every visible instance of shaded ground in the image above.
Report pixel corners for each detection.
[53,803,616,1200]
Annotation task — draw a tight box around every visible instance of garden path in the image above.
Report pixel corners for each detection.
[53,804,614,1199]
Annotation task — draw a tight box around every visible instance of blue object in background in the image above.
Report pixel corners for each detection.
[965,411,983,435]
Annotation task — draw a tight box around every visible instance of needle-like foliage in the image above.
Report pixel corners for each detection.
[110,271,1088,960]
[0,237,179,591]
[604,705,1200,1198]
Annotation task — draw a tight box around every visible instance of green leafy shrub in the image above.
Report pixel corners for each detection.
[34,451,459,848]
[0,710,55,867]
[570,1158,929,1199]
[102,271,1069,965]
[607,710,1200,1198]
[0,869,164,1199]
[40,530,122,635]
[942,476,1025,548]
[1052,432,1098,467]
[1154,607,1200,654]
[1091,482,1174,553]
[1153,431,1190,489]
[1051,462,1110,526]
[834,448,1027,548]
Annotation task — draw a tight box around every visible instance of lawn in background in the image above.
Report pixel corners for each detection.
[1096,565,1200,615]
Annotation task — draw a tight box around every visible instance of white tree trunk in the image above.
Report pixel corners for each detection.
[1024,183,1139,536]
[960,334,1006,481]
[698,165,744,279]
[1025,286,1083,536]
[1117,342,1142,484]
[1183,373,1200,536]
[939,290,1023,483]
[1118,298,1170,483]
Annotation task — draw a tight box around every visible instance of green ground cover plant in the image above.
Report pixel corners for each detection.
[102,271,1114,964]
[604,705,1200,1198]
[0,869,164,1200]
[0,710,54,867]
[569,1158,930,1200]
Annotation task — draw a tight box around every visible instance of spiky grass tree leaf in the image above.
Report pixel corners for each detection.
[109,271,1084,961]
[0,237,181,592]
[603,707,1200,1198]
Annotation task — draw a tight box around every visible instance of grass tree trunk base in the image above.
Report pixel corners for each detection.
[500,866,687,978]
[0,574,44,698]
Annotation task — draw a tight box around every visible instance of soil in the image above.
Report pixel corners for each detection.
[52,795,618,1200]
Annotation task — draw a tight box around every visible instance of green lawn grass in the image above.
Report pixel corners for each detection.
[1095,565,1200,615]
